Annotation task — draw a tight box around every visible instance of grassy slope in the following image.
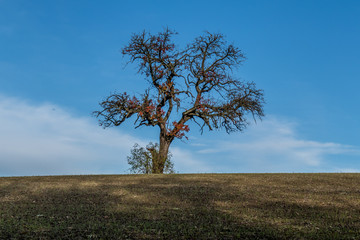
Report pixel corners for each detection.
[0,173,359,239]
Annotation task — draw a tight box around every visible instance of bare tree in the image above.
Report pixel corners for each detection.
[94,29,265,173]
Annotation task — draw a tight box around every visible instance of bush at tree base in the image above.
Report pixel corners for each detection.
[127,142,175,174]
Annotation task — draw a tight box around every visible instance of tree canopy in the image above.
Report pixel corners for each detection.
[94,29,265,173]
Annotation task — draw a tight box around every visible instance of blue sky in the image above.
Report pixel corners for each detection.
[1,0,359,176]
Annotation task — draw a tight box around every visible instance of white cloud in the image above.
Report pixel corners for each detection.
[189,116,360,172]
[170,147,213,173]
[0,95,213,176]
[0,95,358,176]
[0,95,148,176]
[332,168,360,173]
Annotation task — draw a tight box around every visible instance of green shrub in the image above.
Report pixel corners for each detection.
[127,142,175,174]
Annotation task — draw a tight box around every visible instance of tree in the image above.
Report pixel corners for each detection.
[127,142,174,174]
[94,29,265,173]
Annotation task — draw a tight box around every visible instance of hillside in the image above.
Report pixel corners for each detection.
[1,173,359,239]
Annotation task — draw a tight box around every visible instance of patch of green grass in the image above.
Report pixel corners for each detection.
[1,173,359,239]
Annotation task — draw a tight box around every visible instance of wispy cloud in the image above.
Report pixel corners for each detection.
[171,147,213,173]
[187,117,360,173]
[0,95,147,176]
[0,95,211,176]
[0,95,358,176]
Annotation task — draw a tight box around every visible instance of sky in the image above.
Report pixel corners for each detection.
[1,0,360,176]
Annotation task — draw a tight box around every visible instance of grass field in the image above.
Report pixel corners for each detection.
[0,173,359,239]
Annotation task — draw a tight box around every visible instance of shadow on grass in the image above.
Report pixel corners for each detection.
[1,174,359,239]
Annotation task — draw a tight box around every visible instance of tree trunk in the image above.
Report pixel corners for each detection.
[152,129,172,174]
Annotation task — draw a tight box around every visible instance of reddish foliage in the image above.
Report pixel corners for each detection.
[94,29,265,167]
[168,121,190,139]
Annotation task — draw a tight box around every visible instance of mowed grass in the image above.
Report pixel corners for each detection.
[0,174,359,239]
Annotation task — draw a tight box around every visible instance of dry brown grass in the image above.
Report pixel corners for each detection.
[1,173,359,239]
